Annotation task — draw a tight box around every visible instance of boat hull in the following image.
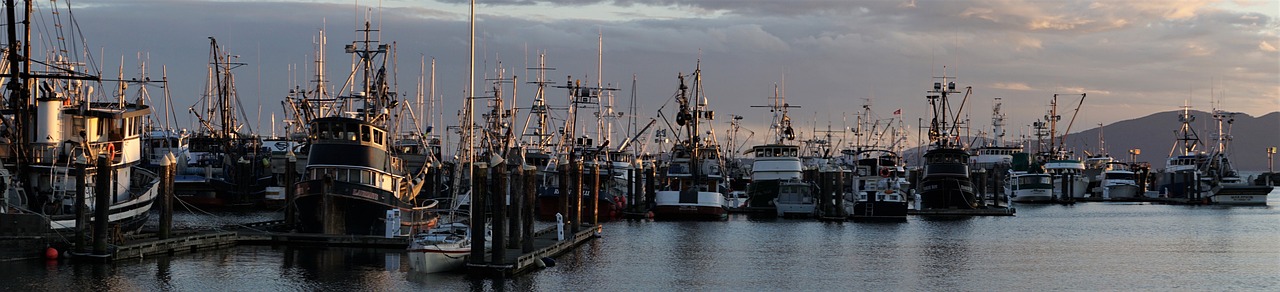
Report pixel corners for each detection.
[294,179,422,235]
[918,176,978,210]
[650,205,727,220]
[407,246,470,273]
[774,202,815,217]
[1210,186,1272,205]
[849,201,908,221]
[1102,184,1141,200]
[652,190,728,220]
[1011,189,1053,203]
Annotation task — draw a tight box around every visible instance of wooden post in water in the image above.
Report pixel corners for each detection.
[160,153,175,239]
[285,149,298,225]
[469,163,488,264]
[558,163,569,223]
[507,159,522,249]
[74,155,87,254]
[626,167,636,212]
[522,165,536,253]
[491,161,507,265]
[92,154,111,256]
[835,169,845,216]
[591,159,600,226]
[645,165,656,211]
[571,159,582,234]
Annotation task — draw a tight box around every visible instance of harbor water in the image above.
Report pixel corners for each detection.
[4,190,1278,291]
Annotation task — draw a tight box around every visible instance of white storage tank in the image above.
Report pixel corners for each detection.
[35,97,64,144]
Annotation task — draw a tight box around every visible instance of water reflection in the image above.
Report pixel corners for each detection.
[916,217,973,290]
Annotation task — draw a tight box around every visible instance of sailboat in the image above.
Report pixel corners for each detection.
[651,64,729,220]
[293,20,437,236]
[0,0,158,241]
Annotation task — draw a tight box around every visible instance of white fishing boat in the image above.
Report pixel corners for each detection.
[0,1,158,240]
[651,64,729,220]
[744,84,805,214]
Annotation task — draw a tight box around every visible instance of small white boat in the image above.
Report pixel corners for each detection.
[1099,162,1141,200]
[773,180,816,217]
[407,219,472,274]
[1008,172,1054,203]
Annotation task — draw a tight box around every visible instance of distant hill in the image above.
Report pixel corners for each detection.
[1065,110,1279,171]
[903,110,1280,171]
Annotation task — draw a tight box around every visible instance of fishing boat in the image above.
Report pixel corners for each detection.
[916,79,979,210]
[1164,108,1274,204]
[651,65,729,220]
[846,150,910,221]
[0,0,158,248]
[744,85,804,214]
[179,38,275,208]
[293,21,436,236]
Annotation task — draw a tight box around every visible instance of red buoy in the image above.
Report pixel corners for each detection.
[44,247,59,260]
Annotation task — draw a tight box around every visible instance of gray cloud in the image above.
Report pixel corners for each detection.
[37,0,1277,161]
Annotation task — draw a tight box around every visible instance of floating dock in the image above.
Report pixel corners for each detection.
[908,207,1016,216]
[68,219,597,278]
[466,225,598,276]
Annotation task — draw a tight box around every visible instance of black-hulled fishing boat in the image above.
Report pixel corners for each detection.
[917,79,979,210]
[293,21,435,236]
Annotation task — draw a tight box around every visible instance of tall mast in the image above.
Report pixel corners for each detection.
[991,97,1004,147]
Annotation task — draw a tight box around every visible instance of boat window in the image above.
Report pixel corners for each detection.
[373,129,383,145]
[361,125,372,142]
[668,163,689,175]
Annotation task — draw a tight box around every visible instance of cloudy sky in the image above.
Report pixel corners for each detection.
[39,0,1280,151]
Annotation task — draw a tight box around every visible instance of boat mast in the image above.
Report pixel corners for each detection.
[1170,103,1201,157]
[749,83,798,145]
[991,98,1004,147]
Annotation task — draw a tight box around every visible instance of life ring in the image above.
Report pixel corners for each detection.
[879,168,890,178]
[103,143,115,162]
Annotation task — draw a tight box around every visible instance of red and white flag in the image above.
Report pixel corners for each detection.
[893,109,901,115]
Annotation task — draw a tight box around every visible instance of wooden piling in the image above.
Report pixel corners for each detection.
[645,165,656,210]
[93,154,111,256]
[558,163,569,222]
[571,159,582,234]
[591,159,600,226]
[285,150,297,226]
[522,166,536,253]
[74,157,87,253]
[160,153,174,239]
[627,167,636,211]
[491,161,508,265]
[469,163,488,265]
[507,161,522,249]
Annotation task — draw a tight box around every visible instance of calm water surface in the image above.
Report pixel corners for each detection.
[6,191,1279,291]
